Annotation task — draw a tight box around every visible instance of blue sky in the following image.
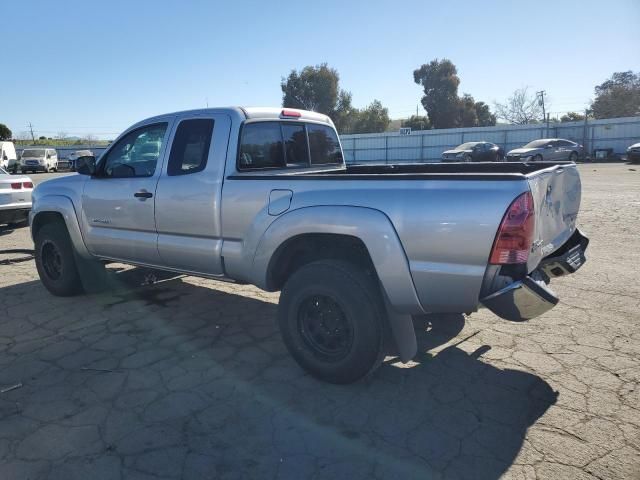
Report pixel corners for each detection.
[3,0,639,139]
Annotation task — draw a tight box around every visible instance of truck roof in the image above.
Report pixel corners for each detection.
[138,107,333,128]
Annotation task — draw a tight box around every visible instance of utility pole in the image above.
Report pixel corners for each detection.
[28,122,35,143]
[582,108,589,159]
[536,90,546,123]
[416,104,419,117]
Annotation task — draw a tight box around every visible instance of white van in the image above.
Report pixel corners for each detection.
[0,141,17,172]
[20,148,58,173]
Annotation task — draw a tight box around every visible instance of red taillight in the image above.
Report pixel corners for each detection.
[10,182,21,190]
[23,182,33,189]
[489,191,535,264]
[281,109,301,118]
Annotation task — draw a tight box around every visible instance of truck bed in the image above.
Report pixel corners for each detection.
[231,161,574,180]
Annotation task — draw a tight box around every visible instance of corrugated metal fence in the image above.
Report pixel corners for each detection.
[340,116,640,164]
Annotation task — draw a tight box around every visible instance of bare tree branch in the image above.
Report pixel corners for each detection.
[494,87,543,125]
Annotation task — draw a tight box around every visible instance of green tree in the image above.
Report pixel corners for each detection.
[332,90,357,134]
[457,94,478,127]
[351,100,390,134]
[401,115,431,131]
[591,71,640,119]
[282,64,391,134]
[0,123,12,141]
[560,111,586,122]
[281,63,340,114]
[474,101,497,126]
[413,59,460,128]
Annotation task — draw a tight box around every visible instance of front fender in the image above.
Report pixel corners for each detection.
[252,206,425,315]
[30,195,91,259]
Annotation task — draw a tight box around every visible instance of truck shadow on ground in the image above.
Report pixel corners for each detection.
[0,267,558,480]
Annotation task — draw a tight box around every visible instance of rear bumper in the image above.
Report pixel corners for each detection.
[481,229,589,321]
[0,207,31,225]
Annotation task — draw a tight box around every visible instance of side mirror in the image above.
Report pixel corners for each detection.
[545,144,554,149]
[76,156,96,176]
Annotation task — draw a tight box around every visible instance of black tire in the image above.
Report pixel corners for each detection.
[278,260,386,384]
[533,154,543,162]
[34,222,84,296]
[463,154,472,163]
[569,151,578,162]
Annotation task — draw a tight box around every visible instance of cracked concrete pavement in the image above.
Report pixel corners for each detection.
[0,163,639,479]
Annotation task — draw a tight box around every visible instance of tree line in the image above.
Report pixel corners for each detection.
[281,60,640,134]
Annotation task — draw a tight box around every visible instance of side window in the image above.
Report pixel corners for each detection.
[238,122,284,169]
[100,123,168,178]
[167,119,214,176]
[282,124,309,167]
[307,124,343,165]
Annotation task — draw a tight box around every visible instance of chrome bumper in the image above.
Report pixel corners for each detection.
[481,229,589,322]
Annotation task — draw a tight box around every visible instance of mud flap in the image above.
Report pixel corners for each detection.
[383,293,417,363]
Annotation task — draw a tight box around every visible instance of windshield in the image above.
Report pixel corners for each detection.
[454,142,479,150]
[22,149,45,158]
[523,140,550,148]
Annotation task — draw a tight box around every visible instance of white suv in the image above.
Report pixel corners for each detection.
[20,148,58,173]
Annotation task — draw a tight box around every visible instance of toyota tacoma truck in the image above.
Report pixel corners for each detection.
[29,107,589,383]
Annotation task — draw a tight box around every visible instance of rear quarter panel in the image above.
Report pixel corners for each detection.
[222,176,528,313]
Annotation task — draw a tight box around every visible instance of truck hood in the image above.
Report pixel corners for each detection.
[32,173,86,203]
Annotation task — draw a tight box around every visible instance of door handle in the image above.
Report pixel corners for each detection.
[134,190,153,199]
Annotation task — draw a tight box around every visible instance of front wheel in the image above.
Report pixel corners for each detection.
[569,151,578,162]
[278,260,386,384]
[34,222,84,296]
[533,154,543,162]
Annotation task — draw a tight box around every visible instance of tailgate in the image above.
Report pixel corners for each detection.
[526,164,581,272]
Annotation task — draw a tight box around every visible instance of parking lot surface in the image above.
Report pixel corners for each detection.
[0,164,639,479]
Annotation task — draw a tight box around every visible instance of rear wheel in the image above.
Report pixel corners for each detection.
[278,260,386,384]
[35,222,84,296]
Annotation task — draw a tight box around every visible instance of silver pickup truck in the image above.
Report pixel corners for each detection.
[30,107,589,383]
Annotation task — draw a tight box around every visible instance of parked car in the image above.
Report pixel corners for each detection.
[627,142,640,164]
[0,166,33,225]
[62,149,94,171]
[30,107,589,384]
[0,141,18,172]
[507,139,583,162]
[441,141,504,162]
[20,148,58,173]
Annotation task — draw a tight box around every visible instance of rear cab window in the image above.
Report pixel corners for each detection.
[238,121,342,170]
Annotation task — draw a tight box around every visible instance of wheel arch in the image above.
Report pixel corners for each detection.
[30,195,91,259]
[252,206,425,315]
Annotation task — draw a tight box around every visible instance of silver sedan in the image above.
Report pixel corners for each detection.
[507,138,583,162]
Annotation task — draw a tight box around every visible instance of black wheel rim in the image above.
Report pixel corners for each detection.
[41,240,63,280]
[297,295,353,361]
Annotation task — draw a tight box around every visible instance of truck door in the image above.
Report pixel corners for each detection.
[154,113,232,275]
[80,121,172,264]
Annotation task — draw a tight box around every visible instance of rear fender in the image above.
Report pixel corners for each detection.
[252,206,424,315]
